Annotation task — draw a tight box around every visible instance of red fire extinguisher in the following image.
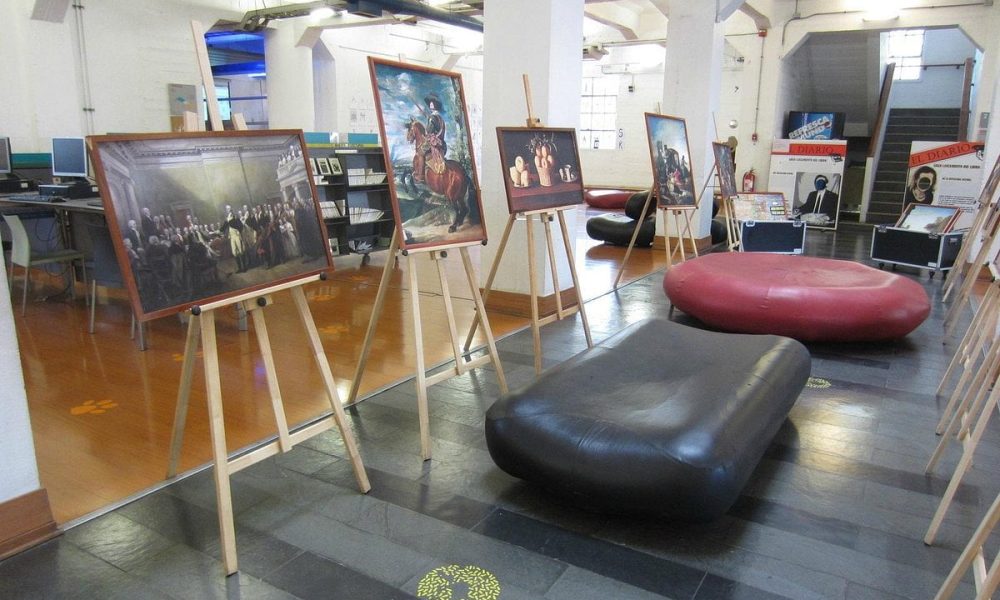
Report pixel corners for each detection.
[742,168,757,193]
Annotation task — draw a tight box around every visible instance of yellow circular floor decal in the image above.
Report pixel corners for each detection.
[806,377,832,389]
[417,565,501,600]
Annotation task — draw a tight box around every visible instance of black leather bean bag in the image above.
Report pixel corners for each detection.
[485,318,810,520]
[585,214,655,246]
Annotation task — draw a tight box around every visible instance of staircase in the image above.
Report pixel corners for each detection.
[866,108,961,225]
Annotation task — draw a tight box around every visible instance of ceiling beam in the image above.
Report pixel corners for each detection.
[647,0,669,18]
[298,15,405,47]
[716,0,746,22]
[585,3,640,41]
[738,3,770,30]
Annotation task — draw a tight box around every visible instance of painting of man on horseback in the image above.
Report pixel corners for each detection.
[369,58,486,251]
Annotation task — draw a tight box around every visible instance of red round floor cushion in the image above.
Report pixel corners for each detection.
[584,189,633,209]
[663,253,931,342]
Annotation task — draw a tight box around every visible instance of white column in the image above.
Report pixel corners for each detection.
[0,259,42,504]
[660,0,727,239]
[480,0,584,297]
[265,20,316,130]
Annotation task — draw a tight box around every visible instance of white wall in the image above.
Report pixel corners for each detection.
[889,27,976,109]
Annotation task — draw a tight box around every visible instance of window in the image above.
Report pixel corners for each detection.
[579,74,619,150]
[887,29,925,81]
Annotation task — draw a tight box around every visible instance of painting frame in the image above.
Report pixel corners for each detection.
[731,192,790,222]
[712,142,738,200]
[645,112,697,209]
[329,156,343,176]
[496,127,584,214]
[896,203,959,235]
[369,57,486,252]
[316,157,332,176]
[87,129,334,322]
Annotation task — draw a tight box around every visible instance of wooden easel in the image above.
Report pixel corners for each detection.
[612,170,706,289]
[942,201,1000,336]
[347,230,508,459]
[462,76,593,374]
[165,275,370,575]
[941,154,1000,305]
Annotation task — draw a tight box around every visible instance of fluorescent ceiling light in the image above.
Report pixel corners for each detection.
[310,6,335,20]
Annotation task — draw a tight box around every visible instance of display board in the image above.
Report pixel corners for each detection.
[768,139,847,230]
[896,204,960,235]
[731,192,790,222]
[88,130,333,321]
[368,57,486,251]
[496,127,584,213]
[645,113,696,208]
[712,142,738,199]
[904,141,985,231]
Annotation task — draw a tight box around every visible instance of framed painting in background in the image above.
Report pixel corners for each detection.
[88,130,333,321]
[896,204,959,235]
[731,192,790,222]
[496,127,584,213]
[369,57,486,251]
[329,156,343,175]
[645,113,697,208]
[316,157,332,175]
[712,142,738,199]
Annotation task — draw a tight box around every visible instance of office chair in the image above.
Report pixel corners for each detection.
[85,224,145,349]
[3,214,87,315]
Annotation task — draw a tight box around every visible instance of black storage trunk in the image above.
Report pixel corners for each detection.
[739,220,806,254]
[870,226,963,272]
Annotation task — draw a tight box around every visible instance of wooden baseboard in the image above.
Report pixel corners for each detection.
[484,286,579,319]
[0,489,60,560]
[653,234,713,253]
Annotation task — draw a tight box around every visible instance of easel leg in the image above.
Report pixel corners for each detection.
[291,287,371,491]
[199,310,238,575]
[406,258,433,460]
[246,300,292,453]
[557,210,593,348]
[526,214,543,374]
[662,209,674,269]
[167,314,200,478]
[463,215,515,353]
[434,252,464,366]
[613,190,654,289]
[542,213,563,316]
[674,211,687,262]
[461,247,508,394]
[683,211,699,257]
[348,230,399,404]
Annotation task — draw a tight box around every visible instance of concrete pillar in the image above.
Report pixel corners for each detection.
[265,20,316,130]
[660,0,727,241]
[479,0,584,307]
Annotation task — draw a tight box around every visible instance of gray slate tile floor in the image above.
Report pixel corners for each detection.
[1,224,994,599]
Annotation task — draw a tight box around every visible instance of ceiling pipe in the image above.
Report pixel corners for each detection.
[344,0,483,32]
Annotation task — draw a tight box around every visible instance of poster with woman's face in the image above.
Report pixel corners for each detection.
[903,141,984,231]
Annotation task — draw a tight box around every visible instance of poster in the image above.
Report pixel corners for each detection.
[369,58,485,251]
[904,141,985,231]
[768,139,847,230]
[731,193,790,222]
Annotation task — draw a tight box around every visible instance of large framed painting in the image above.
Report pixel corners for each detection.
[368,57,486,251]
[88,130,333,321]
[496,127,584,213]
[712,142,738,200]
[645,113,697,208]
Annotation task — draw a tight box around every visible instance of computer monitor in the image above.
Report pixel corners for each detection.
[0,137,11,175]
[52,137,88,178]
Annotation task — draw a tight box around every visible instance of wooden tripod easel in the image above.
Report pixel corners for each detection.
[165,275,370,575]
[462,75,593,374]
[612,171,706,289]
[347,230,508,459]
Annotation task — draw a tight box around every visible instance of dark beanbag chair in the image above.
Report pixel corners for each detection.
[485,318,810,520]
[586,213,654,247]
